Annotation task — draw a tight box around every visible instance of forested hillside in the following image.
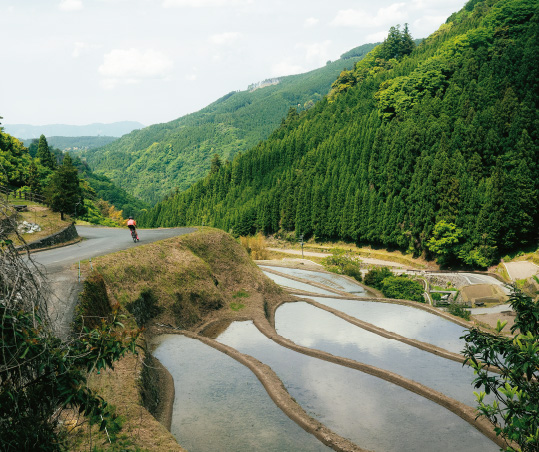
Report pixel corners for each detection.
[23,136,118,151]
[0,129,146,221]
[80,44,377,204]
[141,0,538,268]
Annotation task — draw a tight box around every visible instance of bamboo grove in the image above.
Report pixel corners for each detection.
[141,0,538,268]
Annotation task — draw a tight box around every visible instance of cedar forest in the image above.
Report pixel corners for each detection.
[139,0,538,268]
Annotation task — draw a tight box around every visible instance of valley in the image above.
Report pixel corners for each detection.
[1,0,537,450]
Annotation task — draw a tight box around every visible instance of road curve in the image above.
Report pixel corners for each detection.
[32,225,196,337]
[33,225,197,270]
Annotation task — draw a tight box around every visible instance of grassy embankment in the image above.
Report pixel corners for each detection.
[6,201,73,246]
[68,228,288,450]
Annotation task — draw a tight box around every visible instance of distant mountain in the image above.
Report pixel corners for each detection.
[80,43,377,204]
[4,121,144,139]
[22,136,118,152]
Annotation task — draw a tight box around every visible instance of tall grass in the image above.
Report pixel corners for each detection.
[240,233,269,260]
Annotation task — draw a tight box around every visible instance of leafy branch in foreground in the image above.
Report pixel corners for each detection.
[462,287,538,452]
[0,199,140,451]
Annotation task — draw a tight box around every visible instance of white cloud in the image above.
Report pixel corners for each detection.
[365,31,389,43]
[163,0,250,7]
[271,59,304,77]
[58,0,83,11]
[412,15,448,37]
[208,32,243,46]
[72,41,100,58]
[331,8,369,27]
[331,3,407,28]
[304,17,319,28]
[411,0,464,9]
[298,40,331,64]
[98,48,173,89]
[376,3,407,25]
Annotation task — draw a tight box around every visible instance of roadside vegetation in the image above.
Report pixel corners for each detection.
[240,233,269,260]
[0,199,139,451]
[6,201,72,246]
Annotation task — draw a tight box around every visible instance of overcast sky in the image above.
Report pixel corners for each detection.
[1,0,466,127]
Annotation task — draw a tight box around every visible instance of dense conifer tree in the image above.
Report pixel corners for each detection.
[36,135,56,170]
[46,154,83,220]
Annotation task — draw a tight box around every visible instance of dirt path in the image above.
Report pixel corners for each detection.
[266,247,410,268]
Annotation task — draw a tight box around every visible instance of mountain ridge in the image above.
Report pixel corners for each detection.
[79,43,378,204]
[4,121,144,139]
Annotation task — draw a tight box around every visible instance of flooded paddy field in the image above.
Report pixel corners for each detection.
[153,334,330,452]
[153,264,500,451]
[275,301,481,407]
[217,321,497,452]
[306,296,468,355]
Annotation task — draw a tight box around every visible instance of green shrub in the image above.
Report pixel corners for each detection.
[322,249,363,282]
[322,248,363,282]
[364,267,393,289]
[381,276,425,302]
[431,292,442,301]
[447,302,471,320]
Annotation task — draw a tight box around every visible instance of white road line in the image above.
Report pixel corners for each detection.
[503,263,514,281]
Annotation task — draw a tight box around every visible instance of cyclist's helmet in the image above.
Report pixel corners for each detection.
[129,216,133,219]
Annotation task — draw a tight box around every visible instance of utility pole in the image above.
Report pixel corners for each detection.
[299,234,304,259]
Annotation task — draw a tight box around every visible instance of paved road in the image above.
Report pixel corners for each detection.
[32,225,196,337]
[33,225,196,270]
[504,261,539,280]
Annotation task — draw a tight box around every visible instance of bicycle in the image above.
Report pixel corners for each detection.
[130,228,139,243]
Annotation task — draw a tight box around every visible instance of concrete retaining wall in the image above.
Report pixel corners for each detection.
[23,223,79,250]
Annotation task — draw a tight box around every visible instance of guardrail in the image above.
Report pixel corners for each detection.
[0,185,46,204]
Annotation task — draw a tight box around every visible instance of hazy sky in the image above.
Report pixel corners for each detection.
[1,0,466,127]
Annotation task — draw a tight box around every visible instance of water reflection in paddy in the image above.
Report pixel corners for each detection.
[153,335,330,452]
[260,265,366,294]
[217,322,498,452]
[276,302,480,407]
[261,271,335,295]
[309,296,467,354]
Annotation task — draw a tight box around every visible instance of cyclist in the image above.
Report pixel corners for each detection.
[127,216,139,241]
